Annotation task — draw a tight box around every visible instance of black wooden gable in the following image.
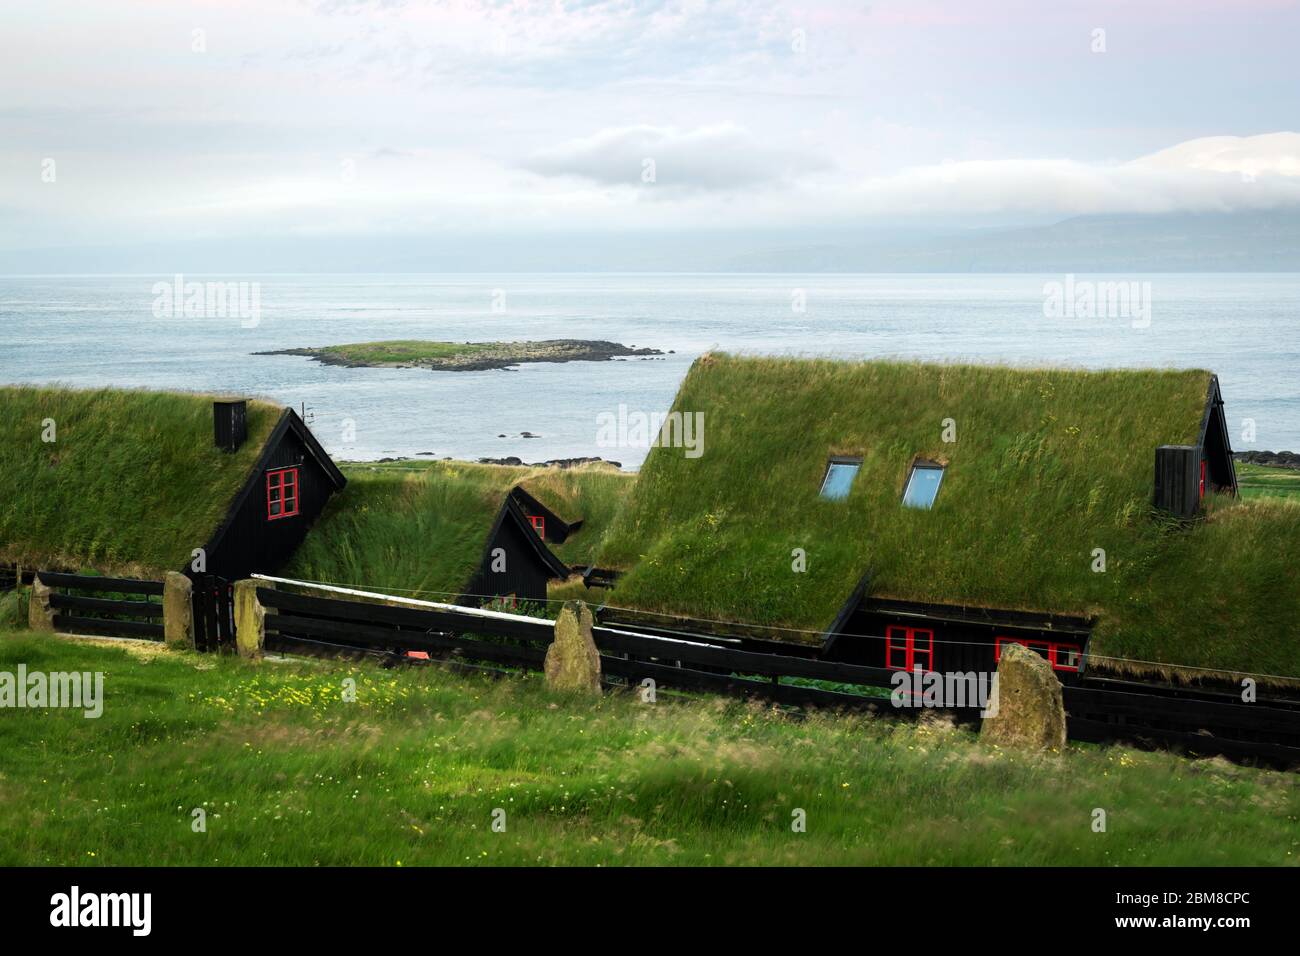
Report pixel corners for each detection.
[1199,375,1238,497]
[509,485,583,543]
[462,495,571,605]
[196,408,346,580]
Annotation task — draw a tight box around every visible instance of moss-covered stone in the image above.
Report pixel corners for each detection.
[544,601,601,694]
[28,575,54,633]
[981,642,1067,751]
[163,572,194,649]
[233,579,266,660]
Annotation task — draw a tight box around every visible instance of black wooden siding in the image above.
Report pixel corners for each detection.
[201,413,344,580]
[461,497,572,606]
[825,605,1090,684]
[466,513,554,604]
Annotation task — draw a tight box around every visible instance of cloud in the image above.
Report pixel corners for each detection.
[837,133,1300,219]
[522,124,830,192]
[1134,132,1300,179]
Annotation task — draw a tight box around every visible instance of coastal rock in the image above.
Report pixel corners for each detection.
[476,455,621,470]
[254,339,664,373]
[1234,450,1300,470]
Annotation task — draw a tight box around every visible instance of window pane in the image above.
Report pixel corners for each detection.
[902,465,944,509]
[820,461,860,500]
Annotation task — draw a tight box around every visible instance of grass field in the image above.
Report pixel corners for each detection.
[1238,462,1300,500]
[1,632,1298,866]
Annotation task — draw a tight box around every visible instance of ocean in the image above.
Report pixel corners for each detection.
[2,273,1297,468]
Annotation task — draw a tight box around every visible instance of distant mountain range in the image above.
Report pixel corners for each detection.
[2,210,1299,273]
[720,210,1300,273]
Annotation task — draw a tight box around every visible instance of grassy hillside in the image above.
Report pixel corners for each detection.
[1238,462,1300,500]
[3,632,1298,866]
[0,386,280,577]
[284,460,632,602]
[598,355,1300,678]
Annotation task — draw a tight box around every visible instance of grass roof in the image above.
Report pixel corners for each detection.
[0,386,281,578]
[597,354,1300,679]
[284,460,632,603]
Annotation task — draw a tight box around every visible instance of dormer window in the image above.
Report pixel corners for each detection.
[902,460,944,509]
[819,457,862,500]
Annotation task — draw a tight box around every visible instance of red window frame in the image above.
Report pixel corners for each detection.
[266,467,300,521]
[1199,459,1206,499]
[529,515,545,537]
[995,636,1082,673]
[886,625,934,672]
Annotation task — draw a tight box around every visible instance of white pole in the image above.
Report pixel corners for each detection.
[249,573,553,625]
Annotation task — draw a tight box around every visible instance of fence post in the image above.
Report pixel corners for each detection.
[162,572,194,649]
[233,579,265,660]
[544,600,602,695]
[27,573,55,633]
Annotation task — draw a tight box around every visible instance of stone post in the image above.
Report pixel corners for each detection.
[980,641,1068,751]
[544,600,602,694]
[233,579,266,660]
[162,572,194,649]
[28,573,55,633]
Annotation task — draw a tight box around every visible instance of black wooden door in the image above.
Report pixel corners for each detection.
[191,576,236,652]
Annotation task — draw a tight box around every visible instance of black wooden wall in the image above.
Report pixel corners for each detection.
[204,426,339,580]
[465,516,553,605]
[825,606,1087,684]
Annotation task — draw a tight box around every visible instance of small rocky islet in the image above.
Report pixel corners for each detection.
[255,338,667,372]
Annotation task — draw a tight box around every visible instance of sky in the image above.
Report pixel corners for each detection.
[2,0,1300,255]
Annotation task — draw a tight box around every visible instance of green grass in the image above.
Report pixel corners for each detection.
[285,460,631,602]
[1,633,1297,866]
[598,355,1300,679]
[314,340,498,364]
[0,386,281,577]
[1238,462,1300,500]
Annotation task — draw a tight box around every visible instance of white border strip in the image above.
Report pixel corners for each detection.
[251,573,720,649]
[250,573,554,625]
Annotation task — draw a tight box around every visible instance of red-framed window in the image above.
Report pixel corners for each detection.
[529,515,545,537]
[995,636,1083,673]
[886,625,934,672]
[1199,459,1206,499]
[266,467,300,521]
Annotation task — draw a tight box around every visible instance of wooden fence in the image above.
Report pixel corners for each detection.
[25,570,1300,768]
[254,583,1300,767]
[38,571,165,641]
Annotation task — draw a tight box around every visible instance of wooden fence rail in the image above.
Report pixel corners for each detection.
[250,584,1300,768]
[37,571,166,641]
[29,572,1300,769]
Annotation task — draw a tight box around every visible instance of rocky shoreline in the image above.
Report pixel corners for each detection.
[1234,450,1300,470]
[256,339,666,372]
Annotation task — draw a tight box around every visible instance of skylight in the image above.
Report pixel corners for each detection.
[819,458,861,500]
[902,462,945,509]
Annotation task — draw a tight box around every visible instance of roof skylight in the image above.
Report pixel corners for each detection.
[819,458,861,500]
[902,461,945,509]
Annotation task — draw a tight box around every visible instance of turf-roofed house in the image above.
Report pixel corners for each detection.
[0,387,346,583]
[596,355,1300,684]
[284,460,631,610]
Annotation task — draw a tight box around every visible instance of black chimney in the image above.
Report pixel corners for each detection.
[1153,444,1201,519]
[214,399,248,453]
